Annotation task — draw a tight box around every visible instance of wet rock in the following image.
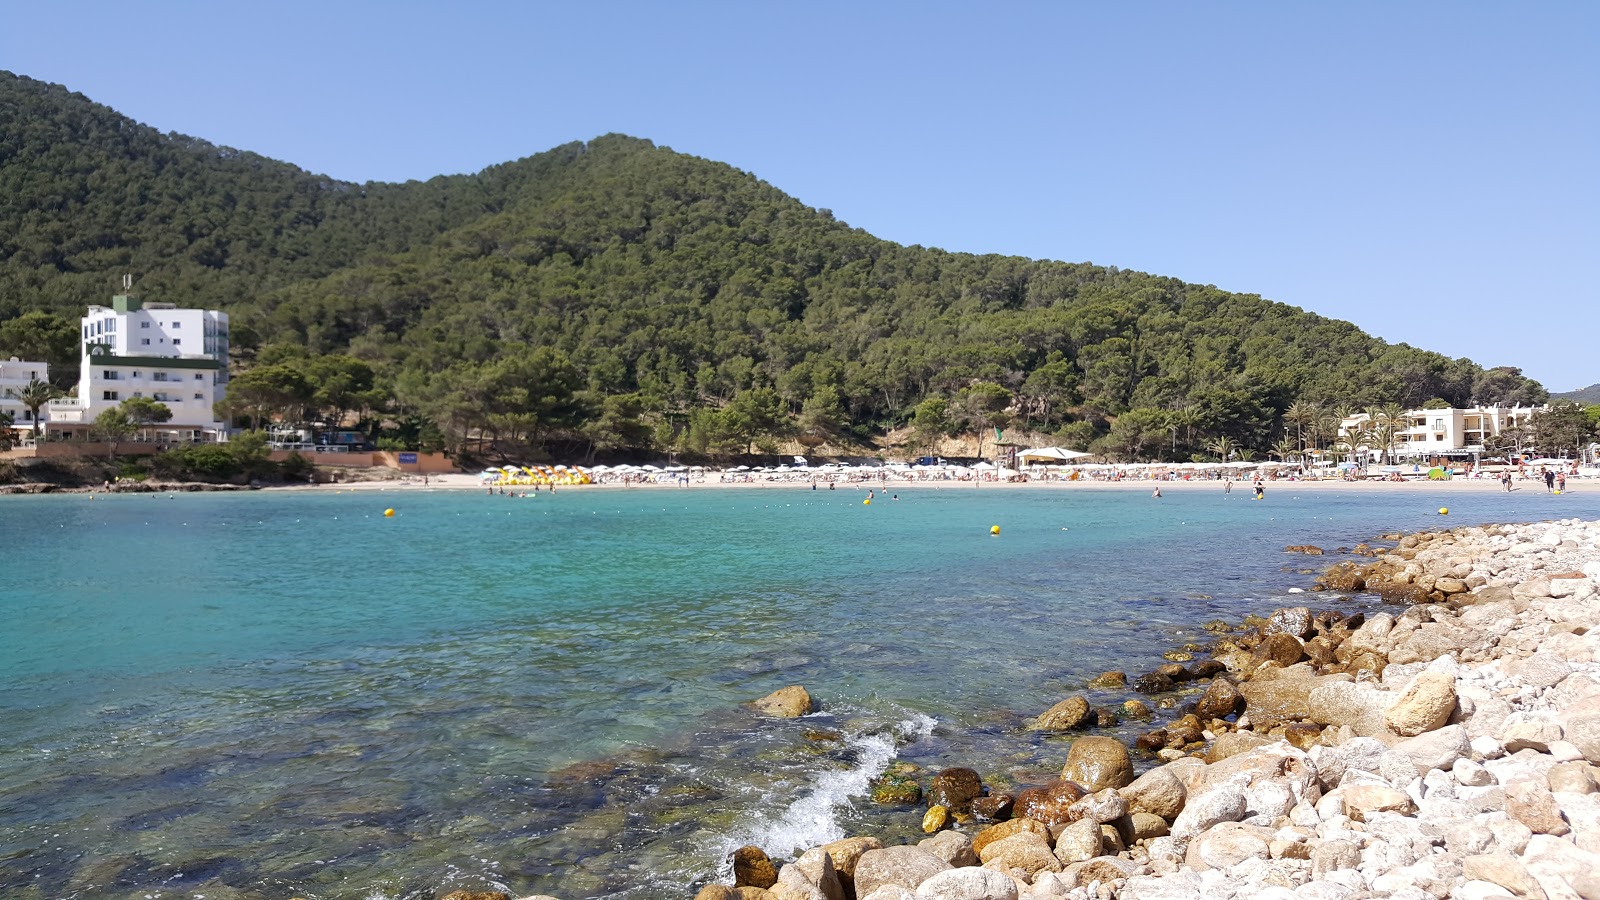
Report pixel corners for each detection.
[1013,781,1088,827]
[1122,699,1153,721]
[869,773,923,805]
[1189,660,1227,679]
[1284,546,1325,557]
[1091,707,1120,728]
[1087,671,1127,689]
[1135,729,1168,752]
[852,847,952,898]
[1060,736,1133,791]
[916,830,977,868]
[926,768,981,815]
[970,792,1013,822]
[1135,672,1178,694]
[1383,671,1457,736]
[1030,697,1091,731]
[971,817,1051,857]
[1254,633,1306,667]
[1194,678,1242,720]
[1155,662,1193,682]
[1283,723,1322,750]
[912,867,1019,900]
[753,685,816,717]
[921,805,948,834]
[693,886,742,900]
[1122,765,1187,821]
[735,846,780,889]
[439,892,510,900]
[791,847,845,900]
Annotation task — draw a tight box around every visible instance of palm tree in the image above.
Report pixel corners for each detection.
[15,378,58,437]
[1207,435,1236,463]
[1283,401,1317,453]
[0,410,14,451]
[1271,436,1298,464]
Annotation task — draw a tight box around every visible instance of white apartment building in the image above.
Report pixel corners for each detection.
[46,294,231,442]
[1,357,52,439]
[1339,404,1543,461]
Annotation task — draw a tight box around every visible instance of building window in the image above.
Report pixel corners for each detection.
[103,390,118,401]
[194,374,203,380]
[131,371,141,378]
[141,338,150,345]
[154,372,168,382]
[172,339,181,346]
[194,393,203,400]
[171,322,180,328]
[103,370,120,380]
[141,321,150,329]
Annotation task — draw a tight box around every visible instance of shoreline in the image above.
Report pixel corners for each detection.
[676,516,1600,900]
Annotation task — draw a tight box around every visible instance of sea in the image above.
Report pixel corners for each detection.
[2,482,1597,899]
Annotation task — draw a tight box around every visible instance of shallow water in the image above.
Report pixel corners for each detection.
[2,483,1595,898]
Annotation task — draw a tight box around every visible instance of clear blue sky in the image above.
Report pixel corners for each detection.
[5,2,1597,391]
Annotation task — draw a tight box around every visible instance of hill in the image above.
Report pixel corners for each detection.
[0,71,1551,461]
[1554,384,1600,405]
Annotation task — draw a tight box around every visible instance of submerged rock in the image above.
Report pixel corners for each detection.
[752,685,816,718]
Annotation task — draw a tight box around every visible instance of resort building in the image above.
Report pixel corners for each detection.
[1338,404,1544,462]
[1,357,52,441]
[46,293,231,443]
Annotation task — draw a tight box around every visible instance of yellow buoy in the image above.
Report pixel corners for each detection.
[990,525,1001,535]
[384,508,395,518]
[1438,507,1448,515]
[863,498,871,505]
[1554,490,1562,496]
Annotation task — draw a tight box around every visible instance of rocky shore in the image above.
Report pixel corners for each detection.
[468,517,1600,900]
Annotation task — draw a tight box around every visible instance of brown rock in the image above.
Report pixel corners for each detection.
[1341,784,1415,822]
[976,831,1061,878]
[1190,660,1227,679]
[1052,817,1103,865]
[1135,729,1168,752]
[1122,765,1187,820]
[734,845,780,889]
[1031,696,1092,731]
[819,835,883,885]
[1087,671,1127,689]
[1283,723,1322,750]
[1155,662,1193,682]
[927,768,982,813]
[753,685,815,717]
[1255,633,1306,667]
[1194,678,1242,720]
[1506,781,1570,836]
[1284,546,1325,557]
[971,816,1052,857]
[1013,780,1089,827]
[851,846,952,898]
[1135,671,1177,693]
[737,888,775,900]
[439,893,510,900]
[971,793,1014,821]
[1061,736,1134,791]
[1206,731,1272,763]
[1122,699,1153,721]
[693,886,742,900]
[1382,672,1457,737]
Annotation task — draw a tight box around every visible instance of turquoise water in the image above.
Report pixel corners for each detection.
[2,483,1596,899]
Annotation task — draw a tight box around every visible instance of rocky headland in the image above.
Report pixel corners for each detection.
[472,517,1600,900]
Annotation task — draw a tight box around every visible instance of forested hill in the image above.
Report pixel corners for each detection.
[0,71,1552,460]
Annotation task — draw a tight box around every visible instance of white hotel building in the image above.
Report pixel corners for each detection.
[1,356,52,438]
[1339,404,1542,461]
[45,294,231,442]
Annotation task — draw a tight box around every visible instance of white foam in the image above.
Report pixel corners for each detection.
[712,710,936,871]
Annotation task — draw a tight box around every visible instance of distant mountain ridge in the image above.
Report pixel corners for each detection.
[1554,384,1600,405]
[0,70,1552,458]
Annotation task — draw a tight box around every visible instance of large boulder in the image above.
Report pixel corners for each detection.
[820,836,883,892]
[1237,669,1329,728]
[1012,781,1088,827]
[1030,696,1092,731]
[1051,817,1103,865]
[790,848,845,900]
[975,831,1060,878]
[1060,736,1134,791]
[753,686,816,717]
[1183,821,1270,871]
[916,831,977,868]
[1170,783,1247,848]
[1383,672,1457,736]
[970,817,1051,857]
[1254,633,1306,667]
[734,846,780,889]
[852,847,952,899]
[1307,681,1394,737]
[912,867,1019,900]
[1265,606,1315,638]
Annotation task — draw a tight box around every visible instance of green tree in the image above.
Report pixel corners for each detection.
[120,396,174,428]
[91,408,136,458]
[581,393,653,461]
[12,377,58,436]
[956,382,1012,459]
[0,410,14,451]
[0,313,78,388]
[216,365,314,430]
[1529,402,1593,458]
[910,397,954,456]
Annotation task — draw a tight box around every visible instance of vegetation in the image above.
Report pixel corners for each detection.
[0,71,1559,462]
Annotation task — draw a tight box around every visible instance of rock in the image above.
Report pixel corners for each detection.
[976,831,1061,878]
[927,768,983,814]
[1502,714,1564,754]
[1088,671,1128,689]
[916,831,977,868]
[1206,731,1272,763]
[1238,672,1323,729]
[1255,633,1307,667]
[1548,761,1598,794]
[1283,723,1322,750]
[1051,818,1102,865]
[969,793,1013,821]
[1060,736,1134,791]
[1122,699,1153,720]
[1268,605,1316,636]
[921,805,948,834]
[1310,839,1361,877]
[860,888,916,900]
[1170,783,1248,847]
[1341,784,1415,822]
[1394,723,1470,775]
[1460,853,1544,900]
[1122,765,1187,821]
[791,848,845,900]
[1067,788,1128,825]
[1383,672,1457,736]
[1195,678,1243,720]
[1130,811,1170,841]
[820,836,883,887]
[912,867,1019,900]
[735,846,780,889]
[852,847,952,899]
[1184,821,1270,871]
[1506,781,1570,836]
[1136,672,1178,693]
[869,773,923,805]
[773,865,831,900]
[1012,781,1088,827]
[1455,758,1494,787]
[971,817,1052,857]
[1308,681,1393,737]
[1031,697,1092,731]
[693,886,743,900]
[440,893,510,900]
[753,685,815,718]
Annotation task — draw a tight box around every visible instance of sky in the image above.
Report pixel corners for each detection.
[4,2,1597,391]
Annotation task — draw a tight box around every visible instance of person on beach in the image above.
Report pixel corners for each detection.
[1254,483,1265,500]
[1546,470,1557,492]
[1224,480,1232,494]
[1558,472,1567,492]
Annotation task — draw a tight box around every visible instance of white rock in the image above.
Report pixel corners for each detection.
[914,867,1019,900]
[1170,782,1248,848]
[1455,758,1494,787]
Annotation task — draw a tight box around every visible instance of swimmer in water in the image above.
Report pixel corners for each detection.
[1152,487,1162,498]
